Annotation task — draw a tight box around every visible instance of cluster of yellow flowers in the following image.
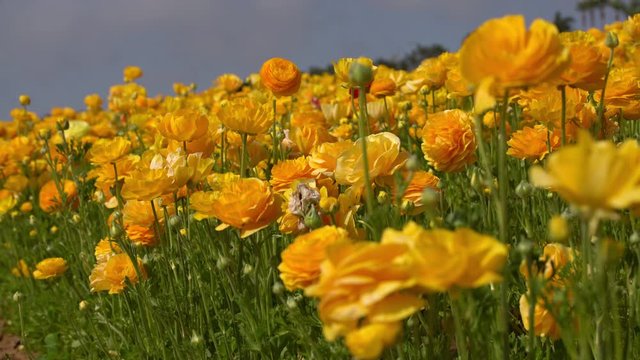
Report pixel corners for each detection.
[4,12,640,359]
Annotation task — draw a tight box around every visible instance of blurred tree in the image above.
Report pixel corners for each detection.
[577,0,640,26]
[554,11,575,32]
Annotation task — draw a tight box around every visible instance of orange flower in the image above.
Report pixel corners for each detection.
[519,294,561,340]
[259,57,302,97]
[270,157,316,192]
[369,78,396,97]
[215,73,243,93]
[194,178,281,238]
[335,132,408,186]
[123,65,143,82]
[559,31,607,90]
[421,109,476,172]
[290,125,336,155]
[157,109,209,142]
[397,171,440,214]
[460,15,569,88]
[278,226,351,291]
[39,179,78,213]
[507,125,560,161]
[11,260,30,278]
[33,257,68,280]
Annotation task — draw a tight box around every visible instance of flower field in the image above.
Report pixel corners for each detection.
[3,13,640,359]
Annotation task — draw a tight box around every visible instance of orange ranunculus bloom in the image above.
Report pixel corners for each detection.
[123,199,171,246]
[87,137,131,165]
[335,132,408,186]
[421,109,476,172]
[559,31,607,91]
[33,257,68,280]
[157,109,209,142]
[460,15,569,89]
[381,222,507,291]
[507,125,560,161]
[270,157,316,192]
[530,131,640,218]
[278,226,351,291]
[369,78,396,97]
[94,239,122,263]
[259,58,302,97]
[88,155,140,194]
[598,66,640,110]
[11,259,30,278]
[217,97,272,135]
[305,241,423,344]
[121,167,175,201]
[290,125,336,156]
[199,178,281,238]
[519,294,562,340]
[39,179,78,213]
[520,243,574,284]
[90,253,146,294]
[396,171,440,214]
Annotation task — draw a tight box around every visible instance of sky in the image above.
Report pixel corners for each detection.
[0,0,621,118]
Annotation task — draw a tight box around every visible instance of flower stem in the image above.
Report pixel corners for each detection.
[240,133,248,178]
[357,85,375,215]
[595,47,615,138]
[560,85,567,146]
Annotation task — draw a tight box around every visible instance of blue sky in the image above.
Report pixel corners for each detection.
[0,0,618,117]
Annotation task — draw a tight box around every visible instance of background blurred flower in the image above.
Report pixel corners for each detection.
[33,257,68,280]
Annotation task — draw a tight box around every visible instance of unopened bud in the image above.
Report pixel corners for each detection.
[605,32,619,49]
[515,180,533,198]
[348,57,374,86]
[19,94,31,106]
[377,191,389,204]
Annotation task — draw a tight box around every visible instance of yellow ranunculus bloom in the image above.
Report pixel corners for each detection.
[530,131,640,218]
[270,157,316,193]
[335,132,408,186]
[90,253,146,295]
[217,97,272,135]
[157,109,209,142]
[215,73,244,93]
[87,137,132,165]
[559,31,607,91]
[278,226,351,291]
[519,294,561,340]
[123,65,143,82]
[33,257,68,280]
[344,322,402,360]
[460,15,569,89]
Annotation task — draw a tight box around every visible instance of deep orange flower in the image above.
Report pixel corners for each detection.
[270,157,316,192]
[421,110,476,172]
[39,179,78,213]
[260,58,302,97]
[507,125,560,161]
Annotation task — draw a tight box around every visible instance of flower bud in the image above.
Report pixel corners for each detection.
[303,206,322,230]
[272,282,284,295]
[109,222,123,238]
[168,215,181,228]
[405,154,420,172]
[79,300,89,311]
[515,180,533,198]
[13,292,23,302]
[605,32,619,49]
[216,256,230,270]
[348,57,373,87]
[19,94,31,106]
[421,188,439,211]
[377,191,389,205]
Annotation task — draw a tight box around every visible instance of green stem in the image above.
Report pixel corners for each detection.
[357,85,375,215]
[240,133,248,178]
[560,85,567,146]
[595,47,615,138]
[271,98,279,164]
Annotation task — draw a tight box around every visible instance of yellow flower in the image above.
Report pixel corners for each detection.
[84,93,103,110]
[333,57,377,88]
[460,15,569,88]
[217,97,272,135]
[88,155,139,194]
[305,241,423,342]
[123,65,143,82]
[309,140,352,177]
[507,125,559,161]
[123,199,171,246]
[215,73,244,93]
[193,178,281,238]
[599,66,640,110]
[0,190,17,216]
[415,56,447,90]
[87,137,132,165]
[520,243,574,284]
[549,216,569,243]
[94,239,122,263]
[290,125,336,155]
[529,131,640,218]
[421,109,476,172]
[345,322,402,360]
[278,226,351,291]
[335,132,408,186]
[11,260,30,278]
[121,167,175,201]
[270,157,316,192]
[381,222,507,291]
[519,294,561,340]
[33,257,68,280]
[259,57,302,97]
[157,109,209,142]
[90,254,146,294]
